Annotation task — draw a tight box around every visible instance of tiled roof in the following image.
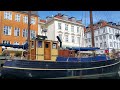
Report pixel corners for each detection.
[85,20,120,33]
[40,19,46,23]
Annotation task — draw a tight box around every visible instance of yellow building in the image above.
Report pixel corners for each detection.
[0,11,39,54]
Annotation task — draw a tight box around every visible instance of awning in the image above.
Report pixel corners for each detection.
[67,47,100,51]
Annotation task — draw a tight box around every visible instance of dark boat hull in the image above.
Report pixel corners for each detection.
[1,58,120,79]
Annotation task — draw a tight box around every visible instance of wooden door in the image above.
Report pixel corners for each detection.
[44,42,51,60]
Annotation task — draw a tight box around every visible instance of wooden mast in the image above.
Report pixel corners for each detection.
[27,11,31,60]
[90,11,95,56]
[90,11,95,47]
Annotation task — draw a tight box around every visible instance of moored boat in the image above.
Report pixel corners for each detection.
[1,11,120,79]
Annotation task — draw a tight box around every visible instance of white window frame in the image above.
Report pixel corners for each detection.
[77,37,80,44]
[14,27,20,36]
[65,35,68,42]
[58,23,61,29]
[23,29,28,37]
[71,36,75,43]
[3,26,11,35]
[2,40,10,44]
[15,14,20,22]
[31,17,36,24]
[65,24,68,30]
[4,11,12,20]
[30,30,36,39]
[14,42,19,45]
[77,27,80,33]
[71,26,74,32]
[23,16,28,23]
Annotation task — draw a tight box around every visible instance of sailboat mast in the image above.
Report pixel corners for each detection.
[27,11,31,60]
[90,11,95,47]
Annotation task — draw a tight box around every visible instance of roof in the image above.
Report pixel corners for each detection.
[86,20,120,33]
[40,19,46,23]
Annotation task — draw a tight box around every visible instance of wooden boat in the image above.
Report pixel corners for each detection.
[0,11,120,79]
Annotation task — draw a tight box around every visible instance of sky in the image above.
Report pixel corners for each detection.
[38,11,120,26]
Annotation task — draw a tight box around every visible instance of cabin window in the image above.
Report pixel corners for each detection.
[45,43,49,48]
[38,41,42,48]
[52,43,57,49]
[31,41,34,48]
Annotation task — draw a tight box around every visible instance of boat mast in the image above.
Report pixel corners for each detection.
[90,11,95,47]
[27,11,31,60]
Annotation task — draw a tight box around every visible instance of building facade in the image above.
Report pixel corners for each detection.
[85,20,120,54]
[39,13,85,48]
[0,11,39,54]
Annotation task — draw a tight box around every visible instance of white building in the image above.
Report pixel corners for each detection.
[39,13,85,48]
[85,20,120,54]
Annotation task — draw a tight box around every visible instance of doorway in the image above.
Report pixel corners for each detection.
[44,42,51,60]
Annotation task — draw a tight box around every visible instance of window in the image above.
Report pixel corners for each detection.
[104,42,107,47]
[30,30,36,39]
[58,23,61,29]
[77,27,80,33]
[38,41,42,48]
[2,40,10,44]
[15,14,20,22]
[109,35,112,39]
[3,26,11,35]
[71,36,75,43]
[77,37,80,44]
[14,42,19,45]
[96,43,98,47]
[89,38,91,42]
[113,35,115,40]
[65,24,68,30]
[65,35,68,42]
[23,29,28,37]
[86,39,87,43]
[117,43,118,48]
[110,42,112,47]
[103,35,106,39]
[52,43,57,49]
[96,36,98,41]
[31,41,34,48]
[103,28,106,33]
[4,11,12,20]
[99,35,102,40]
[109,28,111,33]
[14,27,20,36]
[23,16,28,23]
[71,26,74,32]
[114,42,116,47]
[45,43,49,48]
[58,34,62,41]
[100,43,102,47]
[113,28,114,34]
[31,17,36,24]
